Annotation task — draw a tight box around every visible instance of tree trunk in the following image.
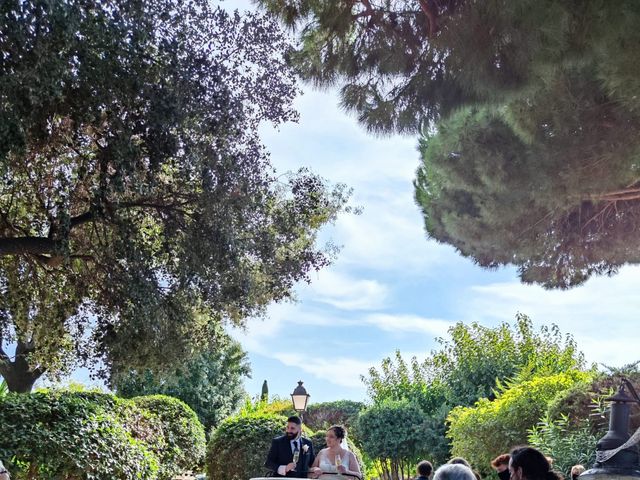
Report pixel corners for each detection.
[0,339,44,393]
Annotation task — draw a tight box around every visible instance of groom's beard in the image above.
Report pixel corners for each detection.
[285,431,298,440]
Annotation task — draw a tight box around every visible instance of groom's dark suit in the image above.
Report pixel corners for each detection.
[265,435,315,477]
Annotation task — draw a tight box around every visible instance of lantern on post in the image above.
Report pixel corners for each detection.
[582,378,640,480]
[291,380,310,422]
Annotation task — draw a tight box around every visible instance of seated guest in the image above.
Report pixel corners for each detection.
[570,465,585,480]
[491,454,511,480]
[434,464,477,480]
[509,447,562,480]
[417,460,434,480]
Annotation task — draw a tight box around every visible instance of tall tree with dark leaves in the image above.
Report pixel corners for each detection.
[0,0,351,392]
[258,0,640,288]
[114,326,251,433]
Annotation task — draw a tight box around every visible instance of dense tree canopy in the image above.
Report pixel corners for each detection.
[114,329,250,432]
[258,0,640,288]
[0,0,350,392]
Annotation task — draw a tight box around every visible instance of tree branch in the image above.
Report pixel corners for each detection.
[418,0,439,36]
[0,237,58,256]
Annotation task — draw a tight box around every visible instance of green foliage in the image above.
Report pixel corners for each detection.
[528,413,599,477]
[361,317,586,465]
[239,397,297,418]
[305,400,365,431]
[132,395,206,478]
[415,93,640,289]
[114,329,250,432]
[207,412,288,480]
[362,350,449,414]
[446,370,593,475]
[429,316,587,406]
[0,0,351,392]
[355,400,436,480]
[0,391,160,480]
[259,0,640,288]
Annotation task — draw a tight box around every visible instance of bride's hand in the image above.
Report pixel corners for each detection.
[310,467,322,478]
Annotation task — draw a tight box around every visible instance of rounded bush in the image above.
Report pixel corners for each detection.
[305,401,365,431]
[133,394,206,478]
[0,391,159,480]
[207,413,288,480]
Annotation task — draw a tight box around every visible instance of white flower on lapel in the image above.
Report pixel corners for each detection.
[302,444,309,453]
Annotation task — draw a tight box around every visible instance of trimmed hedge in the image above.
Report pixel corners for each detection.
[305,400,365,431]
[0,391,159,480]
[207,413,289,480]
[0,390,207,480]
[133,394,206,478]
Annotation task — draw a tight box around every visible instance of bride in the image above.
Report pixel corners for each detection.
[309,425,361,480]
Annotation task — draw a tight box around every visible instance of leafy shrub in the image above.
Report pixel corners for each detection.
[239,397,296,418]
[546,372,640,432]
[447,371,592,475]
[305,400,365,431]
[133,395,207,478]
[0,391,159,480]
[528,413,598,476]
[207,412,289,480]
[355,399,435,480]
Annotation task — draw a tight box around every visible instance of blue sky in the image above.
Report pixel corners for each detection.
[228,74,640,404]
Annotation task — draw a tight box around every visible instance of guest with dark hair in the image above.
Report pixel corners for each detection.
[265,416,315,477]
[509,447,562,480]
[309,425,361,479]
[491,454,511,480]
[417,460,434,480]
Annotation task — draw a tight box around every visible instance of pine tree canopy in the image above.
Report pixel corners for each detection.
[259,0,640,287]
[0,0,350,392]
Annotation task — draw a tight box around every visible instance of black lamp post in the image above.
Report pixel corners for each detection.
[291,380,310,422]
[582,378,640,480]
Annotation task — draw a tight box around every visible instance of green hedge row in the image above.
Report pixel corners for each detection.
[206,411,366,480]
[0,391,206,480]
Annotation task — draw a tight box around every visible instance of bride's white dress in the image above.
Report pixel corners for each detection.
[318,449,350,479]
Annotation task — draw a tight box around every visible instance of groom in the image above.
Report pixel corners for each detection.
[265,416,315,477]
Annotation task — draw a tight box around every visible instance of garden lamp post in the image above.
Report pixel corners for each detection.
[291,380,310,423]
[582,378,640,480]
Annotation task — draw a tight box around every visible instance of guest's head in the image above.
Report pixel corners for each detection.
[434,464,477,480]
[417,460,434,478]
[449,458,472,468]
[509,447,561,480]
[492,454,511,480]
[285,415,302,440]
[570,465,585,480]
[326,425,346,448]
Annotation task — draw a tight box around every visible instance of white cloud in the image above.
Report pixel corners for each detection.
[272,352,371,389]
[364,313,453,337]
[303,270,389,310]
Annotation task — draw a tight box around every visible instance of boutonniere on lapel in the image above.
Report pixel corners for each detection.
[302,444,309,454]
